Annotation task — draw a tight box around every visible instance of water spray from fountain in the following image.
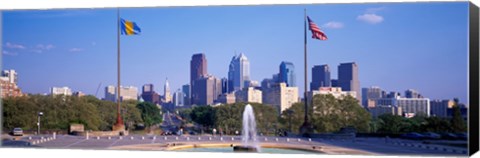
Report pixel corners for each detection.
[237,104,261,152]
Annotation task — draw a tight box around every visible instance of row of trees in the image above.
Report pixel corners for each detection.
[187,103,279,135]
[2,95,162,131]
[182,94,466,135]
[372,105,467,134]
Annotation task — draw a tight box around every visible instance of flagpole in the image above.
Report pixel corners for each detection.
[300,8,312,136]
[114,7,124,132]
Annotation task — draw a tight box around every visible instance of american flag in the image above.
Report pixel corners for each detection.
[307,16,328,40]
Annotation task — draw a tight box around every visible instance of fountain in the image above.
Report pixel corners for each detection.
[233,104,260,152]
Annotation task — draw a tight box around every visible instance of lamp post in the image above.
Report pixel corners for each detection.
[37,112,44,135]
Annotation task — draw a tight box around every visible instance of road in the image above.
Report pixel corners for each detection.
[1,134,468,156]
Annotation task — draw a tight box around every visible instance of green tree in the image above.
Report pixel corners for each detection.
[451,102,466,132]
[190,105,216,132]
[136,102,162,128]
[377,114,408,134]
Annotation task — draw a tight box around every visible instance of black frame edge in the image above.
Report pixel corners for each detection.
[469,1,480,156]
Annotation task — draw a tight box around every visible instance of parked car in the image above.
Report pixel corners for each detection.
[422,132,441,139]
[401,132,425,140]
[11,128,23,136]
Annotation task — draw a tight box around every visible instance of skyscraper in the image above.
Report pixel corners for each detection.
[405,89,423,98]
[221,77,228,94]
[228,53,250,92]
[338,62,360,101]
[163,78,172,103]
[190,53,208,103]
[192,75,222,105]
[310,64,331,91]
[141,84,160,104]
[279,61,296,87]
[362,86,384,108]
[173,89,184,107]
[182,84,190,106]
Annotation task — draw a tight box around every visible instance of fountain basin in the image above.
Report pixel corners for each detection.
[233,145,258,152]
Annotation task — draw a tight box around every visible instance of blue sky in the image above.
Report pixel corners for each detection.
[2,2,469,104]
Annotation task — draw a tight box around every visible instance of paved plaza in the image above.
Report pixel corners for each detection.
[1,134,468,156]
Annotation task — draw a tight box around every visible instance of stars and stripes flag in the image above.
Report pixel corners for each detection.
[307,16,328,40]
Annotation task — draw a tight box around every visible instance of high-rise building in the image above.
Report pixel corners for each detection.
[331,79,338,87]
[190,53,208,104]
[182,84,190,106]
[279,61,296,87]
[362,86,384,108]
[163,78,172,103]
[51,87,72,96]
[216,93,236,104]
[141,84,160,104]
[310,65,331,91]
[221,78,228,94]
[2,70,17,84]
[244,80,259,88]
[338,62,360,101]
[405,89,423,98]
[430,99,454,118]
[0,69,22,97]
[263,83,299,114]
[191,75,222,105]
[228,53,250,92]
[235,87,262,104]
[104,85,138,102]
[376,96,430,117]
[369,105,403,118]
[308,87,357,101]
[173,89,184,107]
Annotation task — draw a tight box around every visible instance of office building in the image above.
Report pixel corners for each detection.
[173,89,185,107]
[376,96,430,117]
[405,89,423,98]
[182,84,190,106]
[141,84,160,104]
[228,53,250,92]
[217,93,236,104]
[190,53,208,104]
[105,85,138,102]
[191,75,222,105]
[263,83,299,114]
[308,87,357,101]
[430,99,454,118]
[362,86,384,108]
[279,61,296,87]
[337,62,361,101]
[310,64,331,91]
[235,87,262,104]
[0,69,22,97]
[163,78,172,103]
[369,105,403,118]
[51,87,72,96]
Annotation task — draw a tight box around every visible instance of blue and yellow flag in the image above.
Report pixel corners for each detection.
[120,18,141,35]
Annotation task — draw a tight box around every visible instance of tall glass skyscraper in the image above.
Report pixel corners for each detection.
[228,53,250,92]
[279,61,296,87]
[190,53,207,104]
[338,62,360,100]
[310,64,331,91]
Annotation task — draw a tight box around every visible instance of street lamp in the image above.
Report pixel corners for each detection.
[37,112,44,135]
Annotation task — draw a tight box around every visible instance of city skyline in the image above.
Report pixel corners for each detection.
[2,2,469,103]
